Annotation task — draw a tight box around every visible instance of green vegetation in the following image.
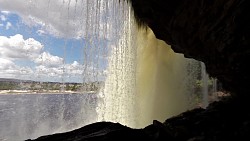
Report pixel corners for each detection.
[0,82,18,90]
[0,79,103,93]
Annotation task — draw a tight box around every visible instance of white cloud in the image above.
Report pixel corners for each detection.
[0,0,117,39]
[0,51,101,82]
[36,29,46,36]
[35,65,63,77]
[34,60,104,82]
[0,0,85,38]
[0,35,41,78]
[18,67,34,75]
[64,61,82,75]
[0,0,115,82]
[0,23,3,27]
[34,61,85,82]
[0,34,92,82]
[1,11,10,15]
[0,58,15,70]
[0,15,6,21]
[35,52,63,67]
[5,21,12,30]
[0,34,43,60]
[0,58,34,78]
[35,61,83,78]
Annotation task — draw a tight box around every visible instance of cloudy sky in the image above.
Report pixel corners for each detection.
[0,0,118,82]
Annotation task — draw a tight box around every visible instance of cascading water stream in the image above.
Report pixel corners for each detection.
[201,62,218,108]
[135,28,202,127]
[201,62,209,108]
[96,3,203,128]
[96,1,137,127]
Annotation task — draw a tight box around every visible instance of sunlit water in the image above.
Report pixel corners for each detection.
[0,94,98,141]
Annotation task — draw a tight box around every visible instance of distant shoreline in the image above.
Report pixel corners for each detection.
[0,90,97,95]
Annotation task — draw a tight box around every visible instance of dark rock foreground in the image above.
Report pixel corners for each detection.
[27,97,250,141]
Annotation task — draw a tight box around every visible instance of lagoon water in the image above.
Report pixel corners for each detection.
[0,94,98,141]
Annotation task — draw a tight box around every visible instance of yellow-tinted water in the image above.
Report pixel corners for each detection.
[136,28,192,127]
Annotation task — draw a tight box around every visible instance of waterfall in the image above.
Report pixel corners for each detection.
[96,3,202,128]
[96,1,137,127]
[213,79,217,94]
[135,28,201,127]
[0,0,208,140]
[201,62,209,108]
[200,62,219,108]
[212,78,218,100]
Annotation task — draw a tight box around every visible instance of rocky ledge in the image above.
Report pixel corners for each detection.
[27,97,250,141]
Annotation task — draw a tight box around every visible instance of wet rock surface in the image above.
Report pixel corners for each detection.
[27,97,250,141]
[26,122,150,141]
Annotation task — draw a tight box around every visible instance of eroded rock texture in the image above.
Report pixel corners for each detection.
[131,0,250,95]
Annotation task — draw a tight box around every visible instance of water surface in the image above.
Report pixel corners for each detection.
[0,93,98,141]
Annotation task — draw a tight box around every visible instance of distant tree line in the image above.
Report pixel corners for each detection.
[0,82,17,90]
[0,80,103,92]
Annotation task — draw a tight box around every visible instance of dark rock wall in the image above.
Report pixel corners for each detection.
[130,0,250,95]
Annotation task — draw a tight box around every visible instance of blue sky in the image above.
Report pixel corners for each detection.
[0,0,114,83]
